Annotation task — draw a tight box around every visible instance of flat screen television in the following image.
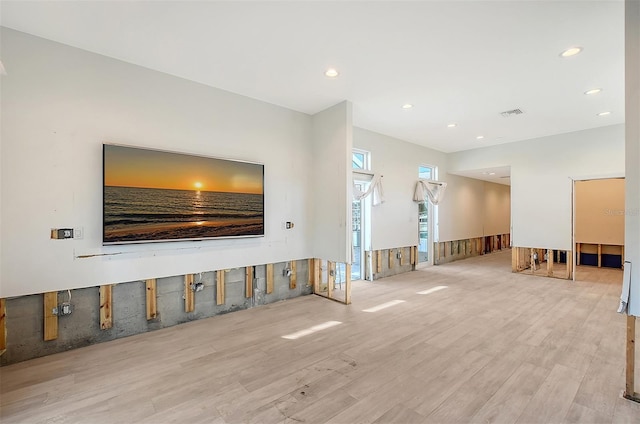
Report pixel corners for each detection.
[103,144,264,245]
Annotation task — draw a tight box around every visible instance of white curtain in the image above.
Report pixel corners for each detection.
[354,174,385,206]
[414,180,447,205]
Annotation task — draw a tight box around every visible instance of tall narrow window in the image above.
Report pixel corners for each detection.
[352,149,371,280]
[418,165,436,264]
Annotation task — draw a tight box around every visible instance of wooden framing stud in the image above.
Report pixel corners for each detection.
[216,270,225,305]
[266,264,274,294]
[245,266,254,298]
[44,292,58,341]
[624,315,640,402]
[388,249,395,269]
[546,249,554,277]
[327,261,334,298]
[399,247,406,266]
[99,285,113,330]
[184,274,195,313]
[376,251,382,273]
[0,298,6,355]
[565,251,573,280]
[597,244,602,268]
[146,279,157,320]
[576,242,581,266]
[290,261,297,289]
[512,247,518,272]
[307,259,314,287]
[313,259,320,294]
[410,246,416,265]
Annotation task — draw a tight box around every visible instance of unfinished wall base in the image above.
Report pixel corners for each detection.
[512,247,573,280]
[365,246,416,280]
[1,260,311,366]
[434,234,510,265]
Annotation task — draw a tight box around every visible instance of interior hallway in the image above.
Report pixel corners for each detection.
[1,250,638,423]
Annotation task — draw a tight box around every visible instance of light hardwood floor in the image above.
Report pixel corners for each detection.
[1,250,639,423]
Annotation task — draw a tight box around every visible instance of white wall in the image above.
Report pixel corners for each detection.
[483,181,511,236]
[353,127,446,251]
[625,0,640,316]
[0,29,314,297]
[448,124,625,250]
[437,175,510,242]
[438,174,485,241]
[311,101,352,263]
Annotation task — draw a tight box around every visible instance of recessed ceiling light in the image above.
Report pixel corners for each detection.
[325,68,339,78]
[476,135,485,140]
[584,88,602,95]
[597,111,611,116]
[447,123,457,128]
[560,47,583,57]
[402,104,413,109]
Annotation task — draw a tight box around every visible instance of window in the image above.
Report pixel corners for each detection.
[352,149,370,170]
[419,165,434,180]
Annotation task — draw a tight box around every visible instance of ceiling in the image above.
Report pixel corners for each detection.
[0,0,625,158]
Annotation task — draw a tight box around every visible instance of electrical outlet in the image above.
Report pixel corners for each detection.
[53,302,73,316]
[283,268,291,277]
[74,227,84,239]
[192,282,204,292]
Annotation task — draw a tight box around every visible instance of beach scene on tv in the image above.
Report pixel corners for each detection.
[103,145,264,244]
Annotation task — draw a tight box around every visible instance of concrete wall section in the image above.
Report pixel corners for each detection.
[1,260,311,365]
[0,28,314,298]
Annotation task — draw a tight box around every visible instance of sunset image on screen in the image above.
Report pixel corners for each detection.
[103,144,264,244]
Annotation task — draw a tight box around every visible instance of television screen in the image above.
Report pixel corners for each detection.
[103,144,264,245]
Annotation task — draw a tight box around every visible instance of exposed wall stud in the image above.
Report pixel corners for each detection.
[290,261,297,289]
[216,270,225,305]
[266,264,274,294]
[598,244,603,268]
[565,251,573,279]
[547,249,554,277]
[184,274,195,313]
[410,246,416,265]
[388,249,395,269]
[327,261,334,298]
[313,259,320,293]
[44,292,58,341]
[624,315,639,402]
[146,279,157,320]
[376,251,382,273]
[99,285,113,330]
[0,298,6,354]
[345,263,352,305]
[245,266,254,298]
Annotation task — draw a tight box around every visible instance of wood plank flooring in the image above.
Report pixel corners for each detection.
[1,250,639,423]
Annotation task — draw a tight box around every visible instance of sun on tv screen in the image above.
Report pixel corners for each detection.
[103,144,264,245]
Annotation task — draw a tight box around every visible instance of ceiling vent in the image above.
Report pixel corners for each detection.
[500,109,524,117]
